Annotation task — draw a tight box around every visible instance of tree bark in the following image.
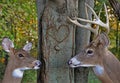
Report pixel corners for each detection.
[37,0,77,83]
[74,0,94,83]
[108,0,120,20]
[36,0,46,83]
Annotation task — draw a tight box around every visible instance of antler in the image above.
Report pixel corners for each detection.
[68,3,109,36]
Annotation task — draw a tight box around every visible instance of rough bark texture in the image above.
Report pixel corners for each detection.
[36,0,46,83]
[74,0,94,83]
[37,0,77,83]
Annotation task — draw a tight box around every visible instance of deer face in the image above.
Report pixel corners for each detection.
[68,33,109,68]
[11,49,41,70]
[2,38,41,78]
[68,42,102,67]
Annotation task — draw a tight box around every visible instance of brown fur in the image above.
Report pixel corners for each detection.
[2,49,36,83]
[2,38,40,83]
[69,33,120,83]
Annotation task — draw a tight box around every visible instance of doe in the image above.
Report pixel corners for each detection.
[2,37,41,83]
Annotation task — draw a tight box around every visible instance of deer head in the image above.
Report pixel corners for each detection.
[68,3,110,68]
[68,33,110,68]
[2,37,41,78]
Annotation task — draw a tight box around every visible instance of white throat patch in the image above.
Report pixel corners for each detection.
[12,67,31,78]
[93,65,104,75]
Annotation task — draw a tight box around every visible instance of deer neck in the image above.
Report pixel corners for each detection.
[102,51,120,83]
[2,58,23,83]
[93,65,113,83]
[92,50,120,83]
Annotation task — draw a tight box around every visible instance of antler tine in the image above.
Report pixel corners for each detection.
[85,3,98,19]
[68,3,99,36]
[104,3,110,33]
[85,3,89,19]
[85,3,99,36]
[76,3,99,25]
[76,3,109,34]
[68,17,98,36]
[96,7,102,33]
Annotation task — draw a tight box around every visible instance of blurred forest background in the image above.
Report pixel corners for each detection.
[0,0,119,83]
[0,0,38,83]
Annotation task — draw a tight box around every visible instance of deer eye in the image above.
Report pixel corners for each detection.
[18,54,24,57]
[86,49,94,56]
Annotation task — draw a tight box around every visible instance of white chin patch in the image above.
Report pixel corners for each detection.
[69,58,95,68]
[33,66,40,70]
[80,64,95,67]
[70,64,94,68]
[12,67,31,78]
[12,66,40,78]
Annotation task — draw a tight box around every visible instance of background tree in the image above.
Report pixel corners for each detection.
[74,0,94,83]
[36,0,94,83]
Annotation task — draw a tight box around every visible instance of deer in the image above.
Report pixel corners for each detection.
[68,3,120,83]
[1,37,41,83]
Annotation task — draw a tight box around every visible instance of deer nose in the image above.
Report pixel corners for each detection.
[35,60,41,67]
[67,59,73,65]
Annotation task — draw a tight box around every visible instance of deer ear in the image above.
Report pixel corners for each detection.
[99,33,110,48]
[23,43,32,52]
[2,37,14,52]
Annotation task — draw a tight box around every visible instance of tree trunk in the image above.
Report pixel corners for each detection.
[36,0,46,82]
[37,0,77,83]
[74,0,94,83]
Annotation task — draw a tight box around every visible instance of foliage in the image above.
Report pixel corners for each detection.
[0,63,5,81]
[89,1,120,83]
[88,70,101,83]
[0,0,38,82]
[22,70,37,83]
[94,0,120,59]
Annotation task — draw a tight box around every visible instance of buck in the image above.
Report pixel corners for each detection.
[2,38,41,83]
[68,3,120,83]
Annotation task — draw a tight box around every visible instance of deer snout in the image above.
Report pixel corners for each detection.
[68,57,81,68]
[67,59,73,65]
[33,60,41,69]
